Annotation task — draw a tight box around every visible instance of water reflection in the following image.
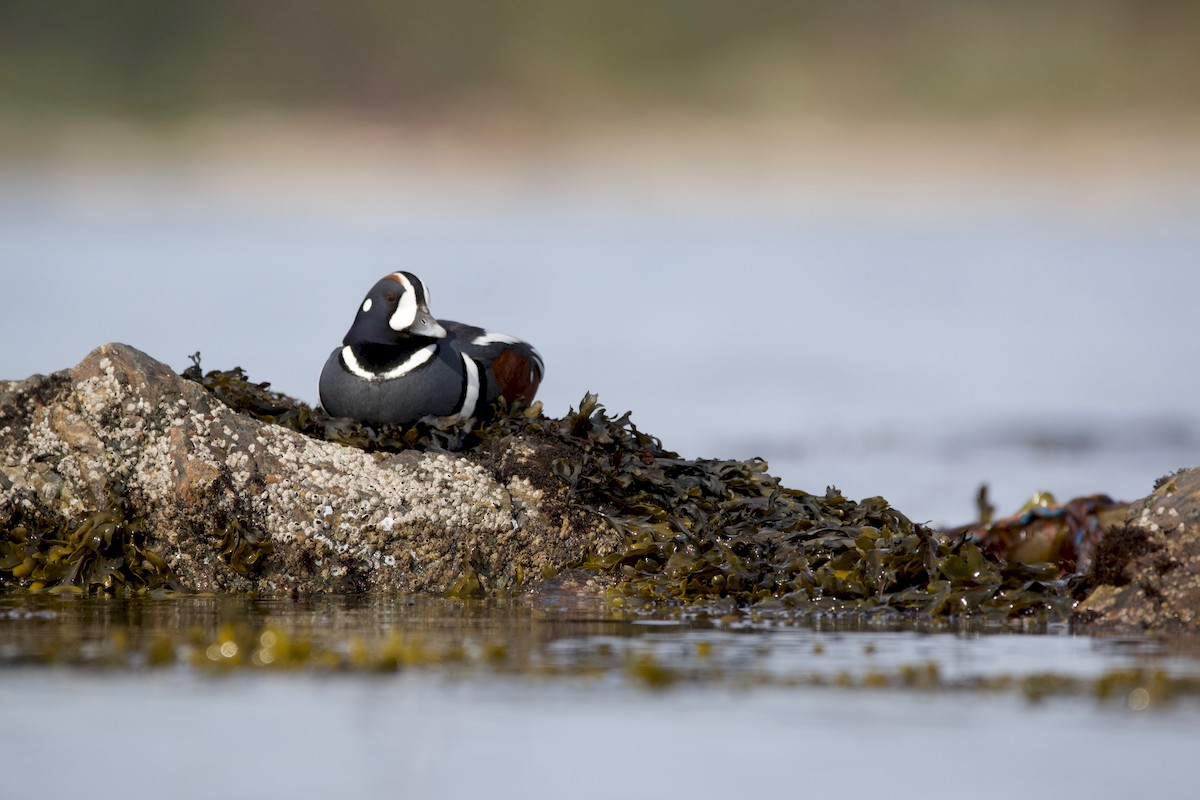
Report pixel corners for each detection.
[3,592,1199,703]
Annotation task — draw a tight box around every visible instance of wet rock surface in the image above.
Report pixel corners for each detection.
[1,343,1196,630]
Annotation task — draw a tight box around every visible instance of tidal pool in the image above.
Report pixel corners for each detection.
[2,592,1198,799]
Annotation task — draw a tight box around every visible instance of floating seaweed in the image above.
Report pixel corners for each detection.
[1,592,1197,707]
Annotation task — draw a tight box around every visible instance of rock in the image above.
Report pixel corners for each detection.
[6,343,1198,630]
[1074,468,1200,632]
[0,343,618,593]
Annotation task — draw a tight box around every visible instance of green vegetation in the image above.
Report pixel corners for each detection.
[2,1,1198,124]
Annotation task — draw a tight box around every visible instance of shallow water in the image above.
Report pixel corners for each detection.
[3,151,1200,798]
[2,592,1199,799]
[8,671,1200,800]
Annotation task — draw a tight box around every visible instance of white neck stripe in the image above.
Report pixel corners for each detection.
[455,353,480,422]
[342,344,437,381]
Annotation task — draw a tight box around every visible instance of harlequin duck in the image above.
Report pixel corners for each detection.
[319,271,543,426]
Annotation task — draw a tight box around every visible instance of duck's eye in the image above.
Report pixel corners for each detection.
[384,292,399,304]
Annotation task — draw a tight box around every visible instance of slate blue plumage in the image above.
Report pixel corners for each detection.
[319,272,543,426]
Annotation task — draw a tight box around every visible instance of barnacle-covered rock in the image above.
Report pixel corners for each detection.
[1075,468,1200,631]
[0,344,614,594]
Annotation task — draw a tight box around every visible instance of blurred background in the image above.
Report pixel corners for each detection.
[2,0,1198,525]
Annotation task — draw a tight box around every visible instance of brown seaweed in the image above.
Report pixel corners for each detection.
[179,357,1075,621]
[0,491,179,594]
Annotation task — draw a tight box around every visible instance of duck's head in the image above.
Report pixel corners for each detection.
[343,271,447,346]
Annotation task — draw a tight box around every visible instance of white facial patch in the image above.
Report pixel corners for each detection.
[471,332,522,347]
[361,298,373,314]
[342,344,437,381]
[454,354,480,423]
[388,273,418,331]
